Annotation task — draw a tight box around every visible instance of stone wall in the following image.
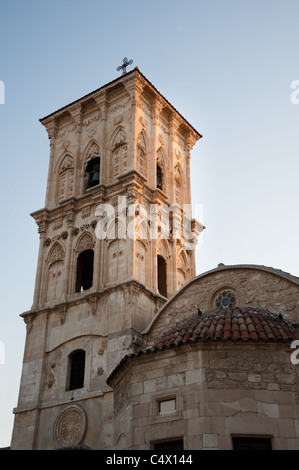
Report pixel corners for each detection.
[110,342,299,450]
[144,266,299,345]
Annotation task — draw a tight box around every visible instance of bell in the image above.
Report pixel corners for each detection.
[89,171,99,186]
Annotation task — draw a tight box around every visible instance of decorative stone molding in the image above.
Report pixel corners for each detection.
[87,295,98,316]
[81,206,91,219]
[60,154,74,171]
[77,233,94,254]
[59,304,68,325]
[139,116,148,130]
[113,114,124,126]
[82,113,101,127]
[54,217,64,230]
[48,242,65,264]
[44,238,51,246]
[23,314,34,335]
[86,142,100,162]
[53,405,87,449]
[112,129,127,150]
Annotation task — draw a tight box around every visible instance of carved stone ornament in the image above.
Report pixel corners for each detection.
[54,405,87,449]
[77,233,94,254]
[24,314,34,334]
[60,154,73,171]
[137,131,146,151]
[48,243,65,264]
[112,129,127,150]
[139,116,148,130]
[86,142,100,161]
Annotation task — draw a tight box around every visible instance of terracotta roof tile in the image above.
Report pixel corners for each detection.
[107,307,299,385]
[150,307,299,349]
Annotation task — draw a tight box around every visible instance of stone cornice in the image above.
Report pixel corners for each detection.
[39,68,202,142]
[20,279,166,319]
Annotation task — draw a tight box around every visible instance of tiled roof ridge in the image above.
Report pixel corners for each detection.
[106,307,299,385]
[151,307,299,349]
[142,264,299,337]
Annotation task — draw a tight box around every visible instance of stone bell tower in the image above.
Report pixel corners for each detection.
[11,68,203,450]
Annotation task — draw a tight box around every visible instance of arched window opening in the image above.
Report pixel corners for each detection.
[86,157,100,189]
[157,255,167,297]
[215,289,236,309]
[157,164,163,191]
[75,249,94,293]
[66,349,86,391]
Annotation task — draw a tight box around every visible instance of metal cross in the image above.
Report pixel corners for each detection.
[117,57,133,75]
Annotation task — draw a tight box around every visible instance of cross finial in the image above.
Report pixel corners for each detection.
[117,57,133,76]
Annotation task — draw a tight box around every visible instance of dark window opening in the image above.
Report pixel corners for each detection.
[75,249,94,293]
[232,436,272,451]
[152,439,184,451]
[157,164,163,191]
[86,157,100,189]
[67,349,86,391]
[158,255,167,297]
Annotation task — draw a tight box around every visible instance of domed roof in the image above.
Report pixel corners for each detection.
[152,307,299,349]
[107,307,299,385]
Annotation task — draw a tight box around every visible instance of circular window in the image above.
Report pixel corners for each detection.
[215,289,236,309]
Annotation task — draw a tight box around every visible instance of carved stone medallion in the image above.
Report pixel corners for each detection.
[54,405,87,448]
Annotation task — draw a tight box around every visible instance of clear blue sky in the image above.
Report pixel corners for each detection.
[0,0,299,447]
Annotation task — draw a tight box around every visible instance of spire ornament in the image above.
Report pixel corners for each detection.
[117,57,133,75]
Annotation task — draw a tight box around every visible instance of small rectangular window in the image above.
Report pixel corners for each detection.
[232,436,272,451]
[152,439,184,451]
[159,398,176,415]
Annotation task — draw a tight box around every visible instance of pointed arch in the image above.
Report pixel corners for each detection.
[156,147,167,192]
[110,127,128,180]
[157,238,170,260]
[177,249,189,290]
[177,248,188,272]
[75,233,95,293]
[76,232,95,254]
[111,128,127,151]
[82,141,101,192]
[137,130,148,177]
[83,140,101,163]
[55,153,74,203]
[47,242,65,266]
[174,163,184,207]
[46,242,65,303]
[156,146,166,168]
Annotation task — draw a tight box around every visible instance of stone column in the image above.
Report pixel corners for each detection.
[62,207,75,300]
[69,104,83,198]
[94,91,108,183]
[42,118,58,208]
[32,218,48,308]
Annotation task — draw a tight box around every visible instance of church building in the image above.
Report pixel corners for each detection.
[10,68,299,450]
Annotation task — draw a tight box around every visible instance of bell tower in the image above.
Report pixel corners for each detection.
[11,68,203,450]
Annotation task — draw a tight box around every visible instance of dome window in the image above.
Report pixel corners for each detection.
[215,289,236,309]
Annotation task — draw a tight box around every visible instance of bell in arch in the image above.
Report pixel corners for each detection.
[89,170,99,187]
[86,157,100,189]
